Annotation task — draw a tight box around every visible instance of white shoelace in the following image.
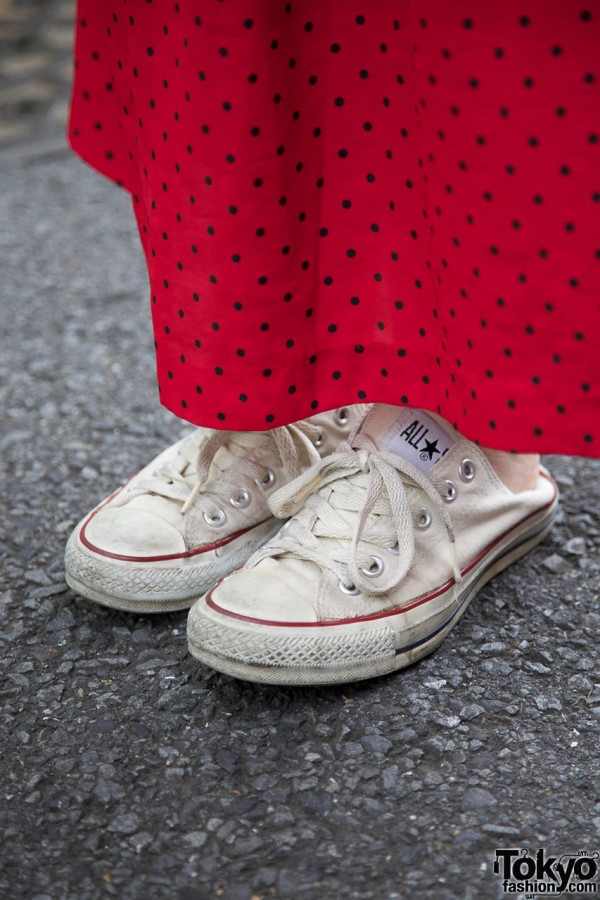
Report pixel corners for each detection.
[179,421,325,517]
[123,421,330,527]
[251,434,463,596]
[130,431,204,505]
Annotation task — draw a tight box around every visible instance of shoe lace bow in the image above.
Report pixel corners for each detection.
[133,422,325,518]
[252,434,463,596]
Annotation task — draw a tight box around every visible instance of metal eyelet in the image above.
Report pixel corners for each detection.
[229,489,251,509]
[203,508,226,527]
[459,458,476,482]
[255,469,276,490]
[386,543,399,555]
[360,556,384,578]
[443,480,457,503]
[313,427,326,448]
[334,407,350,427]
[338,579,361,596]
[416,508,432,530]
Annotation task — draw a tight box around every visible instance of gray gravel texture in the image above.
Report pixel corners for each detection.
[0,148,599,900]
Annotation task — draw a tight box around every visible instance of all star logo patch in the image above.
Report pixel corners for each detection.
[379,409,455,473]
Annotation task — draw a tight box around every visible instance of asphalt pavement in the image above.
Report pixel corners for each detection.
[0,144,598,900]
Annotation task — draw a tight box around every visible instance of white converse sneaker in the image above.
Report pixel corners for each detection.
[65,407,365,612]
[187,405,559,685]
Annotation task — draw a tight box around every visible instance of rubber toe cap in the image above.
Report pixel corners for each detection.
[82,507,186,558]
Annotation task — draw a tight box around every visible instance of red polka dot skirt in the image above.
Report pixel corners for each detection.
[69,1,599,456]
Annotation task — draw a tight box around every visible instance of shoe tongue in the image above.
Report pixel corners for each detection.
[356,405,457,474]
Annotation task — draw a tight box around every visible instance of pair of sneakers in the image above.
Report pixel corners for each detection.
[65,404,558,686]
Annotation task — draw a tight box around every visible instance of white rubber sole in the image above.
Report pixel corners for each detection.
[64,518,281,614]
[187,498,558,685]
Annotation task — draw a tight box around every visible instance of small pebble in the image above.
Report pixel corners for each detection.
[563,536,586,556]
[542,553,570,574]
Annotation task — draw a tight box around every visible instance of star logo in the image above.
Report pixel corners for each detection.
[421,438,441,461]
